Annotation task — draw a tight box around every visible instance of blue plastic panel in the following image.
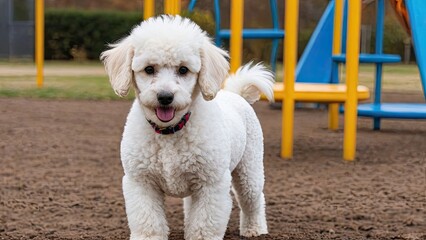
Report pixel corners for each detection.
[358,103,426,119]
[333,53,401,63]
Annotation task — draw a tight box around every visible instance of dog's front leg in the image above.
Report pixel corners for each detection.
[123,175,169,240]
[184,171,232,240]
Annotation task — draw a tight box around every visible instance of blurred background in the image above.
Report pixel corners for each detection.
[1,0,422,100]
[0,0,412,64]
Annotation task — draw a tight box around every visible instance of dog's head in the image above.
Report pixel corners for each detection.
[100,15,229,127]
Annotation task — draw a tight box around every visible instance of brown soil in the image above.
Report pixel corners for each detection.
[1,92,425,240]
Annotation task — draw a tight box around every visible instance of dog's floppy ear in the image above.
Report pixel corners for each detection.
[100,37,134,97]
[198,39,230,101]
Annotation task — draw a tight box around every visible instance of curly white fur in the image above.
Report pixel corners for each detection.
[225,62,275,104]
[101,15,274,240]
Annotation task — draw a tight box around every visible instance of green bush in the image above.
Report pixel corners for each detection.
[45,9,216,60]
[45,9,141,60]
[181,10,215,37]
[299,27,315,58]
[364,17,409,60]
[382,17,409,57]
[44,9,408,63]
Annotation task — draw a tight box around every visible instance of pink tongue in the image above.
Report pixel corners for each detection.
[156,107,175,122]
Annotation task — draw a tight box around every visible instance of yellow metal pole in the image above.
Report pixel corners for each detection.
[328,103,339,129]
[164,0,180,15]
[281,0,299,159]
[172,0,180,15]
[176,0,181,15]
[230,0,244,73]
[332,0,343,55]
[144,0,155,19]
[35,0,44,88]
[165,0,171,14]
[343,0,361,161]
[328,0,344,130]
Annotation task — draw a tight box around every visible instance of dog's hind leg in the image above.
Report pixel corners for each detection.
[231,131,268,237]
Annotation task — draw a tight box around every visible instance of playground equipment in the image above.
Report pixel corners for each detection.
[230,0,368,161]
[188,0,284,71]
[285,0,367,160]
[228,0,426,160]
[354,0,426,129]
[288,0,426,130]
[331,0,426,130]
[228,0,368,160]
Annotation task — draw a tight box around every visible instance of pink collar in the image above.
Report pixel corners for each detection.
[147,112,191,135]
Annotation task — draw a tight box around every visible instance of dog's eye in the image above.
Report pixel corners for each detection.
[144,66,155,75]
[178,66,189,75]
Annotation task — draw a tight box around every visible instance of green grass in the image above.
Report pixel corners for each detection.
[275,63,423,93]
[342,64,423,92]
[0,75,135,100]
[0,61,424,100]
[0,61,135,100]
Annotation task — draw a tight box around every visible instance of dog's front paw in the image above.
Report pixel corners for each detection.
[130,234,167,240]
[185,234,222,240]
[240,226,268,238]
[239,209,268,238]
[240,221,268,237]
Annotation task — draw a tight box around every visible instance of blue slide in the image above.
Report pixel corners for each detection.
[296,1,334,83]
[405,0,426,99]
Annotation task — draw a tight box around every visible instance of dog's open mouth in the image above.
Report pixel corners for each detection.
[155,107,175,122]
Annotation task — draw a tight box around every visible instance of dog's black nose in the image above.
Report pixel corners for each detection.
[157,91,174,105]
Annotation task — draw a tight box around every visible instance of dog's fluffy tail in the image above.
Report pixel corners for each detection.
[223,62,275,104]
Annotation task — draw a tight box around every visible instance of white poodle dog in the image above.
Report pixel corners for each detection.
[101,15,274,240]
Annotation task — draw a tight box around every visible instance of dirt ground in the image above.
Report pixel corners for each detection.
[1,92,425,240]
